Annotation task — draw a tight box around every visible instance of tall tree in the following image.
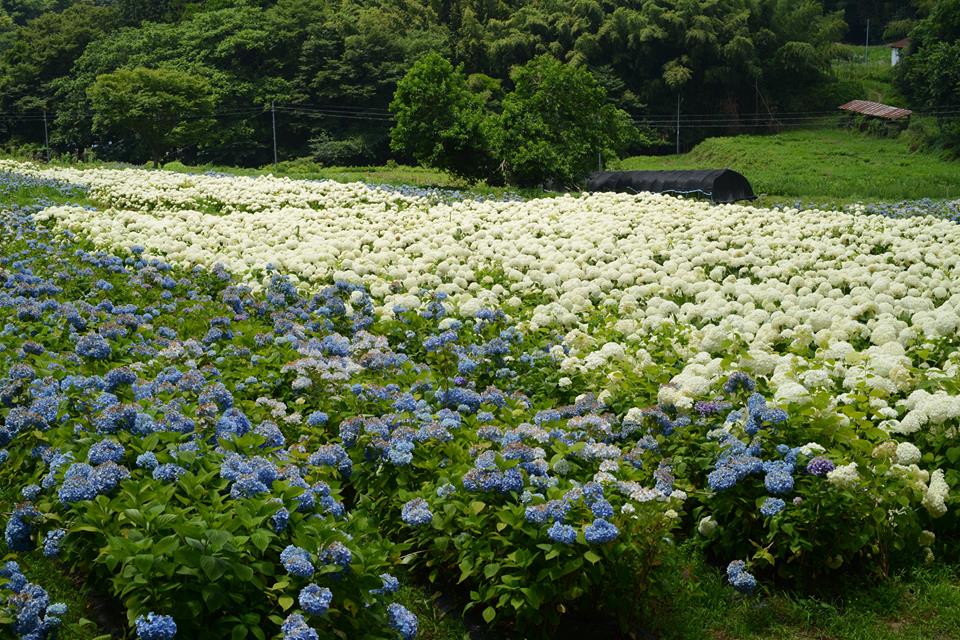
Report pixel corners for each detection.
[87,66,215,167]
[490,55,638,187]
[389,52,496,182]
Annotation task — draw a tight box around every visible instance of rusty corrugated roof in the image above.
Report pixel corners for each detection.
[838,100,913,120]
[888,38,910,49]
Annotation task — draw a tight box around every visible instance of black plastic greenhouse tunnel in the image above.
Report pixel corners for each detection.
[586,169,756,203]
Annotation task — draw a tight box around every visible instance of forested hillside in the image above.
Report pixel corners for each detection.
[0,0,935,166]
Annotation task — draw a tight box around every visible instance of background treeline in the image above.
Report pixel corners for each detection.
[0,0,951,167]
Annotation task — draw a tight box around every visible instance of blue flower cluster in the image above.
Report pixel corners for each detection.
[4,503,40,551]
[386,603,419,640]
[0,560,67,639]
[75,333,111,359]
[42,529,65,558]
[318,542,352,568]
[400,498,433,527]
[759,497,786,517]
[281,545,315,578]
[726,560,757,594]
[134,612,177,640]
[281,613,318,640]
[57,461,131,504]
[298,584,333,616]
[584,518,619,544]
[369,573,400,596]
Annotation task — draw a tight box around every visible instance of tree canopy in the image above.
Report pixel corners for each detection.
[389,53,496,183]
[0,0,938,166]
[87,66,215,167]
[492,55,638,187]
[896,0,960,156]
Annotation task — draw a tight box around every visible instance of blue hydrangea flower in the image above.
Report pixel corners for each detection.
[280,545,315,578]
[272,507,290,533]
[5,503,41,551]
[253,421,286,448]
[136,452,159,470]
[215,408,252,440]
[76,334,111,359]
[134,612,177,640]
[298,584,332,616]
[584,518,619,544]
[763,461,795,495]
[318,541,352,568]
[370,573,400,596]
[723,372,756,394]
[88,439,125,465]
[306,411,328,427]
[590,499,614,519]
[726,560,757,594]
[387,603,418,640]
[280,613,318,640]
[759,497,786,517]
[104,367,137,391]
[42,528,66,557]
[152,464,187,483]
[547,521,577,545]
[387,439,414,466]
[435,483,456,498]
[400,498,433,527]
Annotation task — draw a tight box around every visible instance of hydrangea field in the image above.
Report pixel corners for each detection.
[0,160,958,639]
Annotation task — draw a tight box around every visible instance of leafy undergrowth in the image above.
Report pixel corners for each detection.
[656,547,960,640]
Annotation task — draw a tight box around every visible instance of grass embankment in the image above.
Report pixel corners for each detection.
[619,128,960,205]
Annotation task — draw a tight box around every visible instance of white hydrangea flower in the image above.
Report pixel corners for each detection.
[922,469,949,518]
[827,462,860,487]
[894,442,922,465]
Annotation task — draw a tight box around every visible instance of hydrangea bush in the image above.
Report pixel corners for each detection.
[0,165,956,638]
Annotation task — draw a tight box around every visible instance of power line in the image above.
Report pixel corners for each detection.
[4,103,960,123]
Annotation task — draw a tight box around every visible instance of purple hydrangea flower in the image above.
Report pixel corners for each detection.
[806,456,835,476]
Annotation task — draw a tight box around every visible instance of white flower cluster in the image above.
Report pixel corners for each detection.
[11,160,960,444]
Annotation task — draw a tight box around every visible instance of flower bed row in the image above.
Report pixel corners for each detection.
[0,176,955,638]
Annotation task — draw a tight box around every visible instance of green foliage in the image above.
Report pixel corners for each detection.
[893,0,960,155]
[87,66,215,167]
[0,1,118,111]
[491,55,637,187]
[52,434,395,639]
[897,40,960,156]
[0,0,871,166]
[389,53,497,183]
[309,132,374,166]
[390,53,638,187]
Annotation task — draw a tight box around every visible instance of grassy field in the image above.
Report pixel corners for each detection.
[618,128,960,205]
